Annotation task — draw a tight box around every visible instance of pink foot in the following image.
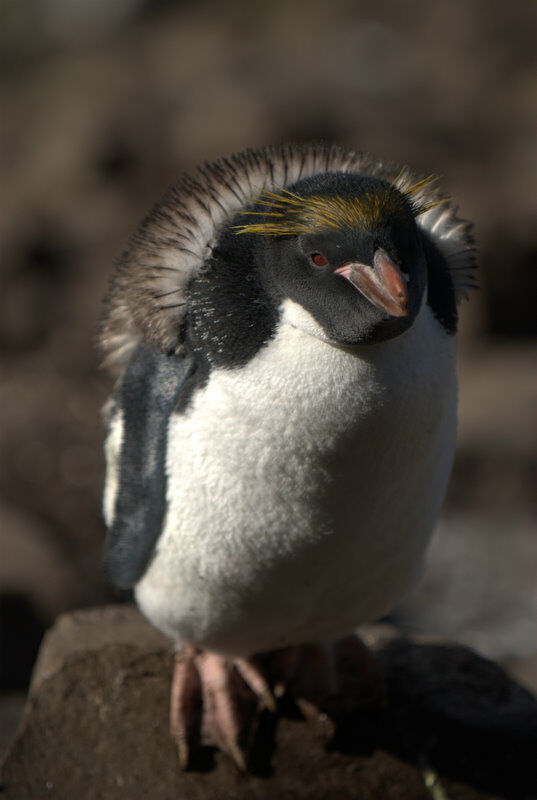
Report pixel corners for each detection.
[170,635,385,769]
[170,646,275,770]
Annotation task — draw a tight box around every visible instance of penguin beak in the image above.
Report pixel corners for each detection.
[334,249,409,317]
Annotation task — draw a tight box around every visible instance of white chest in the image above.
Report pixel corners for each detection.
[136,301,457,655]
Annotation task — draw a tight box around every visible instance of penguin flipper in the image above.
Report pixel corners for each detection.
[103,341,194,588]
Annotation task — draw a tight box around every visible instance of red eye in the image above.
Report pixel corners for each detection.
[311,252,328,267]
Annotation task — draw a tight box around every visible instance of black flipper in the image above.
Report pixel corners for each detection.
[103,341,195,588]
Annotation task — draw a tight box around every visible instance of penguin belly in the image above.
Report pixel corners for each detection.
[135,301,457,655]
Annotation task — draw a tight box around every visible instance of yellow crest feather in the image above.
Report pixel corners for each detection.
[234,177,443,237]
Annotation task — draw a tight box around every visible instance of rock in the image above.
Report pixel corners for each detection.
[3,607,537,800]
[28,604,169,694]
[377,638,537,795]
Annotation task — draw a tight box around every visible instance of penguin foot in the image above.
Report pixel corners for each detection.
[170,636,385,770]
[170,645,276,771]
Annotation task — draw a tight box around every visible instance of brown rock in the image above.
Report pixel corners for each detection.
[2,606,536,800]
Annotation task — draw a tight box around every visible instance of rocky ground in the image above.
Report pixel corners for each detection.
[1,0,536,792]
[2,606,537,800]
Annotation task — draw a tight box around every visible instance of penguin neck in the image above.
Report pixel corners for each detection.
[272,296,457,392]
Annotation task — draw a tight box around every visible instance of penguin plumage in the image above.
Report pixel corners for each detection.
[100,141,476,764]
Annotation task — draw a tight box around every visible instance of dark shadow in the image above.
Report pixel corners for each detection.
[244,708,278,777]
[0,593,46,691]
[243,638,537,797]
[375,639,537,798]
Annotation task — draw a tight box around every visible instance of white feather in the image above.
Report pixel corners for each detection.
[135,300,457,656]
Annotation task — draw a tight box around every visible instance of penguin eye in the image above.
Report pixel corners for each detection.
[311,252,328,267]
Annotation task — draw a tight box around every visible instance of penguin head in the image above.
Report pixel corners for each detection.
[102,142,475,374]
[233,172,429,346]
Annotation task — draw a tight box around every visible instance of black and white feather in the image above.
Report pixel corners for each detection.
[102,142,475,375]
[101,142,476,659]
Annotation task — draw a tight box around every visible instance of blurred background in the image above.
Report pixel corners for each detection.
[1,0,536,753]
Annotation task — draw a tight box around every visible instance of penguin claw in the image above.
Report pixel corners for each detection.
[169,645,202,768]
[234,657,277,712]
[169,646,274,770]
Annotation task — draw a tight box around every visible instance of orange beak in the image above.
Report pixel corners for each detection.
[334,248,409,318]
